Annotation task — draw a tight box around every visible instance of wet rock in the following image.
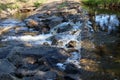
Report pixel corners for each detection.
[44,48,68,67]
[8,46,67,57]
[65,14,82,22]
[0,19,25,27]
[27,13,49,20]
[0,46,13,59]
[7,50,24,68]
[47,16,63,28]
[51,30,81,48]
[38,65,50,71]
[25,19,39,30]
[22,57,40,70]
[14,27,29,33]
[0,59,16,74]
[51,22,73,33]
[64,63,80,74]
[64,76,75,80]
[14,69,37,78]
[0,73,14,80]
[64,74,81,80]
[7,46,68,68]
[0,19,26,35]
[34,71,58,80]
[66,40,77,48]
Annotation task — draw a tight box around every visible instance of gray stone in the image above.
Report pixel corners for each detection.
[0,59,16,74]
[14,69,37,78]
[0,46,13,59]
[7,46,69,68]
[7,50,24,68]
[34,71,58,80]
[0,73,14,80]
[47,16,63,28]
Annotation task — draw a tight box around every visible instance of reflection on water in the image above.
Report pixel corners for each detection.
[95,14,119,34]
[83,5,120,78]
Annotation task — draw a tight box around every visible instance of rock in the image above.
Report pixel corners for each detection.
[47,16,63,28]
[23,71,58,80]
[7,50,24,68]
[25,19,39,30]
[64,76,75,80]
[64,63,80,74]
[64,74,81,80]
[51,22,73,33]
[0,19,26,35]
[19,7,36,13]
[14,27,29,33]
[56,63,66,70]
[22,57,40,70]
[66,14,82,22]
[0,46,13,59]
[0,59,16,74]
[34,71,58,80]
[0,73,14,80]
[0,19,25,27]
[7,46,69,68]
[38,65,50,71]
[67,9,78,14]
[66,40,77,48]
[44,48,68,67]
[14,69,37,78]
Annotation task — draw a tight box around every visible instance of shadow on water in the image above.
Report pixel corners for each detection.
[81,4,120,79]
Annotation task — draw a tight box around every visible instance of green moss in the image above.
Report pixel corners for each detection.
[7,4,19,9]
[57,2,67,9]
[0,3,7,10]
[34,0,46,7]
[17,0,27,3]
[82,0,120,7]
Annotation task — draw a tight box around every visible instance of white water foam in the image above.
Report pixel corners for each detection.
[95,14,119,33]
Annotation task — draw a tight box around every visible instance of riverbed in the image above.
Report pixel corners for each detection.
[0,1,120,80]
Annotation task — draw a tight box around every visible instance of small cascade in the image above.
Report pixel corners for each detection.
[0,18,92,71]
[95,14,120,34]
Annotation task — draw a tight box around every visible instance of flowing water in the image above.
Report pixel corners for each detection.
[0,4,120,79]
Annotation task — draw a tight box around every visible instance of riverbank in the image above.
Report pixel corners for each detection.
[82,0,120,11]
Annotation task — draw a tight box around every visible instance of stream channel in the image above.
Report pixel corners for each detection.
[0,3,120,80]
